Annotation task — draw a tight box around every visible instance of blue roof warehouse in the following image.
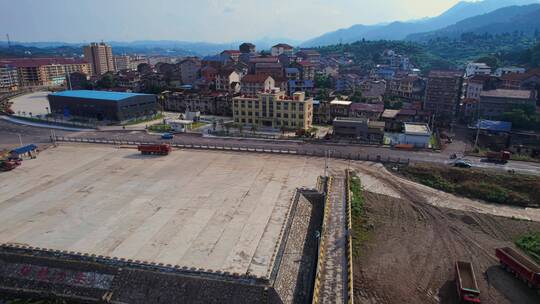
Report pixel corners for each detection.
[47,90,158,123]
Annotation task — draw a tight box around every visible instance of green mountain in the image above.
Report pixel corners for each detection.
[301,0,539,47]
[407,4,540,41]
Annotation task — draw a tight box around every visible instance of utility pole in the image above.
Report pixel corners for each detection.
[473,101,481,151]
[17,134,22,146]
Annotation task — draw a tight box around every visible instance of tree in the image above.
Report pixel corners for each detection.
[349,91,365,103]
[476,55,499,69]
[137,63,153,75]
[224,122,234,135]
[315,88,332,101]
[315,74,333,89]
[96,73,115,89]
[250,124,258,135]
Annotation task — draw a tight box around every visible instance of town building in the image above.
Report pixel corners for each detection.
[83,42,115,76]
[165,119,193,133]
[424,70,463,120]
[359,80,387,102]
[200,66,218,82]
[240,74,275,96]
[312,100,331,124]
[479,89,536,119]
[114,55,131,71]
[501,69,540,90]
[220,50,242,62]
[401,123,432,148]
[349,103,384,120]
[271,44,294,57]
[255,62,283,79]
[494,67,526,78]
[332,117,384,143]
[162,91,233,116]
[215,70,241,93]
[115,70,141,91]
[335,74,363,92]
[296,49,321,65]
[0,64,19,91]
[47,90,157,123]
[179,58,201,85]
[381,108,432,132]
[387,76,425,101]
[232,89,313,130]
[0,58,90,87]
[129,56,150,71]
[465,62,491,78]
[329,100,351,119]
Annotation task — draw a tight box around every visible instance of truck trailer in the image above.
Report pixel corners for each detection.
[137,144,172,156]
[455,261,481,303]
[496,247,540,291]
[485,151,511,164]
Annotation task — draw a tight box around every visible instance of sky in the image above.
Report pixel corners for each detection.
[0,0,462,43]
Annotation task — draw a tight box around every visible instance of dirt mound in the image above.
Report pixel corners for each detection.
[353,188,540,304]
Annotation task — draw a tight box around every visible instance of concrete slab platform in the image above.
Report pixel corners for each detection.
[0,144,326,277]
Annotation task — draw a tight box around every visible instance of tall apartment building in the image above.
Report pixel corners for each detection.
[232,89,313,130]
[424,70,463,119]
[0,64,19,91]
[83,42,115,76]
[0,58,90,87]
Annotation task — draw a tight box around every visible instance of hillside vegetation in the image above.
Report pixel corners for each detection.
[398,164,540,208]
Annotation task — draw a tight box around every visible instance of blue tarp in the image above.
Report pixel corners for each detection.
[11,144,38,155]
[475,120,512,132]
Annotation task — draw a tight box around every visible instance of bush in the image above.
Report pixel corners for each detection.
[516,232,540,264]
[350,174,364,216]
[148,124,172,132]
[399,164,539,208]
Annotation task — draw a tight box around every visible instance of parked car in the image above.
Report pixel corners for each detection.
[161,133,174,140]
[454,159,472,168]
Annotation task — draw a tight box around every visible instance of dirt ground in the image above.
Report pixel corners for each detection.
[352,169,540,304]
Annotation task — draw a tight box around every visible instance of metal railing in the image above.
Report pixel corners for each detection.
[52,136,410,166]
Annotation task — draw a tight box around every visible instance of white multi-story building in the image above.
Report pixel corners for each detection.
[465,62,491,78]
[271,43,294,57]
[494,67,526,77]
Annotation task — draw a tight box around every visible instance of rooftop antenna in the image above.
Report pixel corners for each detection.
[6,33,11,48]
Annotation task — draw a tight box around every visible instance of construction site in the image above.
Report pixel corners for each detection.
[0,142,539,303]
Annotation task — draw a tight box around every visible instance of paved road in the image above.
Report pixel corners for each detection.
[70,129,540,175]
[1,118,539,175]
[0,119,70,149]
[319,176,347,304]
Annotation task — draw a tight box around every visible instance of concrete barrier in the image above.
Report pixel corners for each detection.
[52,137,409,166]
[345,169,355,304]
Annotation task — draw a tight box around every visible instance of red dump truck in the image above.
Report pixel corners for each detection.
[1,159,21,171]
[496,247,540,290]
[137,144,171,155]
[485,151,511,163]
[455,261,481,303]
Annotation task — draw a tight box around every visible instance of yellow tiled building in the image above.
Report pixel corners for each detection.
[233,89,313,130]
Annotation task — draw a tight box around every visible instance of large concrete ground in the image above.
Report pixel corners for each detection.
[9,91,51,117]
[0,144,326,278]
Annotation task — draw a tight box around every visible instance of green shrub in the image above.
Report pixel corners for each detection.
[516,232,540,264]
